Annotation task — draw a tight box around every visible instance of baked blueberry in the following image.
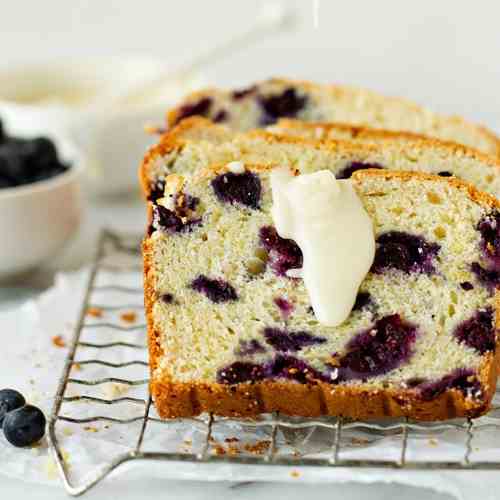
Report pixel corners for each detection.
[213,109,229,123]
[232,85,257,100]
[372,231,440,274]
[259,226,303,276]
[336,162,384,180]
[173,97,213,125]
[148,181,165,202]
[416,369,482,401]
[267,355,325,384]
[153,205,201,234]
[258,88,307,125]
[438,171,453,177]
[0,389,25,427]
[211,172,262,209]
[236,339,266,356]
[274,297,294,318]
[453,308,495,354]
[471,261,500,290]
[2,405,46,447]
[191,275,238,303]
[263,327,326,352]
[460,281,474,291]
[337,314,418,380]
[217,362,265,384]
[352,292,373,312]
[477,211,500,267]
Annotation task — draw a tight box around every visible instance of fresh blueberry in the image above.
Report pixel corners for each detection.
[257,88,307,125]
[191,275,238,303]
[173,97,213,125]
[0,389,25,427]
[211,172,262,209]
[259,226,303,276]
[263,327,326,352]
[336,162,384,180]
[453,308,495,354]
[0,127,68,189]
[2,405,46,447]
[371,231,440,274]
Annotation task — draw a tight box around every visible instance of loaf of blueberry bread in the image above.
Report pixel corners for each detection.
[143,152,500,419]
[141,117,500,200]
[166,78,500,158]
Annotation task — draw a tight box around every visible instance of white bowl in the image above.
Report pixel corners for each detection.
[0,58,204,197]
[0,136,83,280]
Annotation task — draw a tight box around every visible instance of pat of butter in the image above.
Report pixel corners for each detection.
[270,167,375,327]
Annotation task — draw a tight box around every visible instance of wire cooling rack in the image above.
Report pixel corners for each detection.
[48,229,500,496]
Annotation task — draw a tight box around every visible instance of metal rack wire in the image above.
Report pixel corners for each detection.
[48,229,500,496]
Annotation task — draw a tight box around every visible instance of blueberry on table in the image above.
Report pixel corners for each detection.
[0,389,25,427]
[3,405,46,447]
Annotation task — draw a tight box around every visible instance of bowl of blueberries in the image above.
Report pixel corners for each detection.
[0,118,83,279]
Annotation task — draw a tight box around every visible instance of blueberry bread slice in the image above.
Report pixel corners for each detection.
[166,78,500,157]
[141,117,500,201]
[143,163,500,420]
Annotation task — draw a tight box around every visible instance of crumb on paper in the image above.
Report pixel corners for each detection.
[213,444,226,456]
[62,427,74,437]
[428,438,438,447]
[72,363,82,371]
[45,449,71,480]
[243,440,270,455]
[183,439,192,445]
[86,307,103,318]
[290,470,300,478]
[102,382,129,399]
[351,437,370,446]
[52,335,67,348]
[120,311,137,323]
[224,437,240,443]
[83,426,99,433]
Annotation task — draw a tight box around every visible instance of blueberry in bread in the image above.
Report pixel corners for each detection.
[166,78,500,158]
[141,117,500,201]
[142,150,500,419]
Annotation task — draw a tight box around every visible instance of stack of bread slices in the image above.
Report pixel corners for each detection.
[140,79,500,421]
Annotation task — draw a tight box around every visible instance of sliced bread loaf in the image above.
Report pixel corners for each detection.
[144,164,499,420]
[166,78,500,157]
[140,118,500,201]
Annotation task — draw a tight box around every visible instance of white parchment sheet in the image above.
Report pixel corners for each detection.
[1,269,500,500]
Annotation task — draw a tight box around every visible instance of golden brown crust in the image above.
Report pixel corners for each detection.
[166,78,500,158]
[139,117,500,202]
[276,118,500,161]
[144,167,500,421]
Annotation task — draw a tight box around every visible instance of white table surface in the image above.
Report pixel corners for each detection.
[1,1,499,498]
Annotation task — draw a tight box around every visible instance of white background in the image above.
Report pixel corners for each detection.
[1,1,499,498]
